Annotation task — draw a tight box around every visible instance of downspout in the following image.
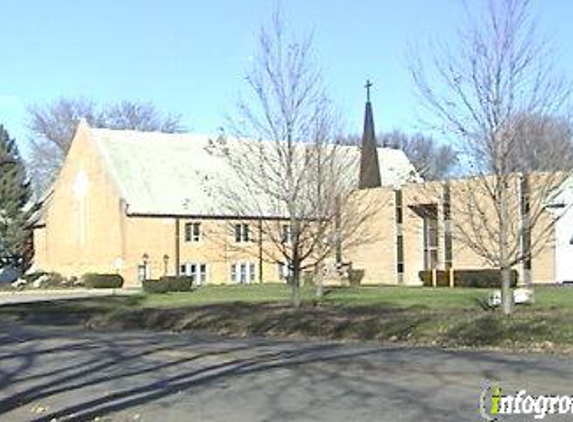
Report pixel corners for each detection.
[175,217,181,276]
[119,200,128,279]
[258,218,263,283]
[335,196,342,265]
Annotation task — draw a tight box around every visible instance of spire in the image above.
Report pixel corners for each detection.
[359,80,382,189]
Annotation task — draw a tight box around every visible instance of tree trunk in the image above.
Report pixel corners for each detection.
[289,217,302,308]
[501,265,513,316]
[315,264,324,299]
[520,174,535,304]
[499,179,513,316]
[291,267,301,308]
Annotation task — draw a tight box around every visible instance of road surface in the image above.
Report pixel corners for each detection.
[0,322,571,421]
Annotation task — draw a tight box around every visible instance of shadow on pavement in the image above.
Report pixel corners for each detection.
[0,322,571,422]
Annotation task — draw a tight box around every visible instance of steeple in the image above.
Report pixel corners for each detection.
[358,80,382,189]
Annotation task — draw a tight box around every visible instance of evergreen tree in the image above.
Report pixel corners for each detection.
[0,125,32,270]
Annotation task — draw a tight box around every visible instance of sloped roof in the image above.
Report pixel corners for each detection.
[89,126,420,217]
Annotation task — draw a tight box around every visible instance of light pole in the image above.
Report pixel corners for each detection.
[163,254,169,276]
[142,253,150,280]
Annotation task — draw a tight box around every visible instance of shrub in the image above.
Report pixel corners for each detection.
[160,276,192,291]
[142,279,169,294]
[40,273,68,288]
[82,273,124,289]
[418,269,519,288]
[455,269,519,288]
[0,282,14,291]
[302,272,315,286]
[142,276,192,294]
[418,270,450,287]
[25,272,67,289]
[348,269,365,287]
[22,272,48,283]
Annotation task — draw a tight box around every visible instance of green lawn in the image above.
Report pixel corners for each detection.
[139,283,304,307]
[137,283,573,311]
[4,284,573,352]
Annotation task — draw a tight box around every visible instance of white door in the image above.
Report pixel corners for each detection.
[181,263,207,286]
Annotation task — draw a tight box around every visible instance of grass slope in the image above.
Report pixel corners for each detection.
[3,284,573,353]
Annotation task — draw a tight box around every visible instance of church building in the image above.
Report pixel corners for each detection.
[32,92,563,287]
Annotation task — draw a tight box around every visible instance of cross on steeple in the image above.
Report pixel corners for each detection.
[365,79,373,103]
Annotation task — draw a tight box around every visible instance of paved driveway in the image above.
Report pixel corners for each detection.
[0,289,139,306]
[0,323,571,421]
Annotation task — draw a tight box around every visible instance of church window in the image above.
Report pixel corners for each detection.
[234,223,250,242]
[185,222,201,242]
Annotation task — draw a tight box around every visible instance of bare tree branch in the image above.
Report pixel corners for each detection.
[26,98,186,195]
[206,11,379,306]
[410,0,572,315]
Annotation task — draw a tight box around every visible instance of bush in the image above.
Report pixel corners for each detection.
[22,272,48,283]
[302,272,315,286]
[142,276,192,294]
[161,276,192,291]
[456,269,519,288]
[419,270,450,287]
[348,269,365,287]
[82,273,124,289]
[22,272,68,289]
[40,273,68,288]
[142,279,169,294]
[419,269,519,288]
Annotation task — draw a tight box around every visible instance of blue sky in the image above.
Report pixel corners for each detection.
[0,0,571,157]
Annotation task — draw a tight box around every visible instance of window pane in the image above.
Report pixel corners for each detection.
[240,263,247,283]
[431,251,439,268]
[250,263,255,283]
[138,265,146,281]
[282,225,291,243]
[395,190,403,224]
[423,209,439,270]
[444,234,453,268]
[428,219,438,247]
[397,235,404,263]
[443,203,451,220]
[443,184,451,220]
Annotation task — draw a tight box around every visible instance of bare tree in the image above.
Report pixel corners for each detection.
[510,114,573,171]
[27,98,185,195]
[380,130,458,180]
[104,101,183,133]
[28,98,104,153]
[209,12,377,306]
[340,130,457,180]
[411,0,572,314]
